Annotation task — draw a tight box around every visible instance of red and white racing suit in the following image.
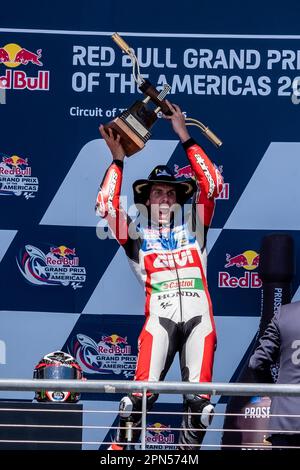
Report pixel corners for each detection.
[96,138,223,448]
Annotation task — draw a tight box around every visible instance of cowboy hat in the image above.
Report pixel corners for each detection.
[133,165,196,205]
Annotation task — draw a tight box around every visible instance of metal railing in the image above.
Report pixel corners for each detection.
[0,379,300,450]
[2,379,300,395]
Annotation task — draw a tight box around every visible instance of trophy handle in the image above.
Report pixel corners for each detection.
[111,33,131,54]
[185,117,223,147]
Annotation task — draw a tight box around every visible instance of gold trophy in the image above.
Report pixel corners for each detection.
[105,33,222,156]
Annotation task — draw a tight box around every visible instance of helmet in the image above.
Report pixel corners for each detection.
[33,350,83,403]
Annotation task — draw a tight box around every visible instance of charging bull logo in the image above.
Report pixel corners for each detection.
[225,250,260,271]
[174,164,194,179]
[0,44,43,67]
[146,422,175,448]
[147,422,171,435]
[0,43,49,91]
[2,155,28,167]
[101,334,128,345]
[219,250,262,288]
[16,244,86,289]
[69,333,136,378]
[174,163,230,200]
[50,246,76,257]
[14,48,43,66]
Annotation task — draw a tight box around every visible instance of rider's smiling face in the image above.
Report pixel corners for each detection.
[146,183,177,225]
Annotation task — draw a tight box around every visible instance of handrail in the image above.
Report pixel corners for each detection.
[0,379,300,396]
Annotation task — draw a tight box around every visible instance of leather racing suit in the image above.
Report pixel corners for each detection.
[95,138,223,449]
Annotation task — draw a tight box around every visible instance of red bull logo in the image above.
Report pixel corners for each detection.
[147,422,171,434]
[219,250,262,289]
[47,245,79,266]
[147,422,175,445]
[225,250,260,271]
[16,244,86,289]
[174,163,230,200]
[98,333,131,355]
[101,334,128,345]
[73,332,135,376]
[50,246,76,257]
[0,152,38,198]
[0,44,43,67]
[2,156,28,167]
[0,48,10,64]
[174,164,193,179]
[0,43,49,91]
[14,48,43,66]
[0,155,31,176]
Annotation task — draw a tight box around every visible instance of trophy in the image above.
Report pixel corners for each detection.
[104,33,173,156]
[104,33,222,156]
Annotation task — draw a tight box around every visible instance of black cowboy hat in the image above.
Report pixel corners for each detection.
[133,165,197,205]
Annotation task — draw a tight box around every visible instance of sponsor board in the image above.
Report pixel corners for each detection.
[16,244,86,289]
[0,154,39,198]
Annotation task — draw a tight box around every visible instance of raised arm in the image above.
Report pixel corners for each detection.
[95,126,129,245]
[163,101,223,229]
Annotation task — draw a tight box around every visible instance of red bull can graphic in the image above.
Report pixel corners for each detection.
[0,153,38,198]
[219,250,262,288]
[0,43,50,91]
[16,244,86,289]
